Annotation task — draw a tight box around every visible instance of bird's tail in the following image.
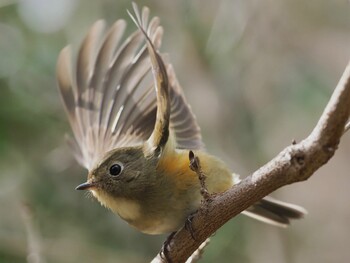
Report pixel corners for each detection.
[242,196,307,227]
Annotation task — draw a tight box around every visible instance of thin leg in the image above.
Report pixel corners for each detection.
[160,231,177,263]
[185,211,197,240]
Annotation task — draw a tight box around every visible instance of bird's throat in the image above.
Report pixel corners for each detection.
[91,189,141,221]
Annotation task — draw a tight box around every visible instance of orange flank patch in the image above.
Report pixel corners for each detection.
[157,150,234,194]
[157,152,198,191]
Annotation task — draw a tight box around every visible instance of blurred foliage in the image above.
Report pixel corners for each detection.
[0,0,350,262]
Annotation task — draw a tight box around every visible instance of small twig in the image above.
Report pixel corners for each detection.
[189,151,211,201]
[152,238,211,263]
[343,120,350,134]
[20,202,46,263]
[185,238,210,263]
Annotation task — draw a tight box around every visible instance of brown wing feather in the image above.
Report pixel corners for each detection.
[57,5,203,170]
[168,65,203,150]
[129,3,170,154]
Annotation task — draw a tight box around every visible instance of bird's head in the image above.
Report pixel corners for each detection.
[76,146,157,202]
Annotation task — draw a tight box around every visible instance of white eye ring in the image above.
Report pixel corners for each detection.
[109,163,123,176]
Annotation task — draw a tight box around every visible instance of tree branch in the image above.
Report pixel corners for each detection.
[152,61,350,262]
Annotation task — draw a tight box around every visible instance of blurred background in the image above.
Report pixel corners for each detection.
[1,0,350,262]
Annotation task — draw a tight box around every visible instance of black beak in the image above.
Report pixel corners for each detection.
[75,182,94,190]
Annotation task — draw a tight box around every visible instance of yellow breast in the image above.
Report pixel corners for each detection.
[91,189,141,221]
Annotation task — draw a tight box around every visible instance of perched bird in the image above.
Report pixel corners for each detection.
[56,4,306,235]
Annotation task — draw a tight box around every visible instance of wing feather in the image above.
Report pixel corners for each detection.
[100,30,144,137]
[57,5,203,170]
[76,20,106,130]
[129,3,170,154]
[91,20,127,127]
[168,65,203,149]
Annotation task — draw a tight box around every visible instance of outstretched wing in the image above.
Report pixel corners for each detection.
[56,5,203,170]
[168,64,203,150]
[128,3,171,156]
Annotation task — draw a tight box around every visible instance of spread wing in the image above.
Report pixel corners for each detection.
[56,5,203,170]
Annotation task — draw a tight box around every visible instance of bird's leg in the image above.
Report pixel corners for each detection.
[160,231,177,263]
[186,151,213,241]
[185,210,198,240]
[160,152,211,261]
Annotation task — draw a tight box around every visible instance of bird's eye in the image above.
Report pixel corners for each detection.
[109,164,123,176]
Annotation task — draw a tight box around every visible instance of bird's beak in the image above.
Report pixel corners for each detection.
[75,181,95,190]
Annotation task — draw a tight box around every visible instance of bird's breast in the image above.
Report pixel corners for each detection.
[91,189,141,221]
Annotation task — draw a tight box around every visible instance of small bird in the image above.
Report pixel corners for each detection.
[56,4,306,235]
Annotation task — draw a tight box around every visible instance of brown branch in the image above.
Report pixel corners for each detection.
[152,61,350,262]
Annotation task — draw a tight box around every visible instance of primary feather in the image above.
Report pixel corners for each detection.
[56,5,203,170]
